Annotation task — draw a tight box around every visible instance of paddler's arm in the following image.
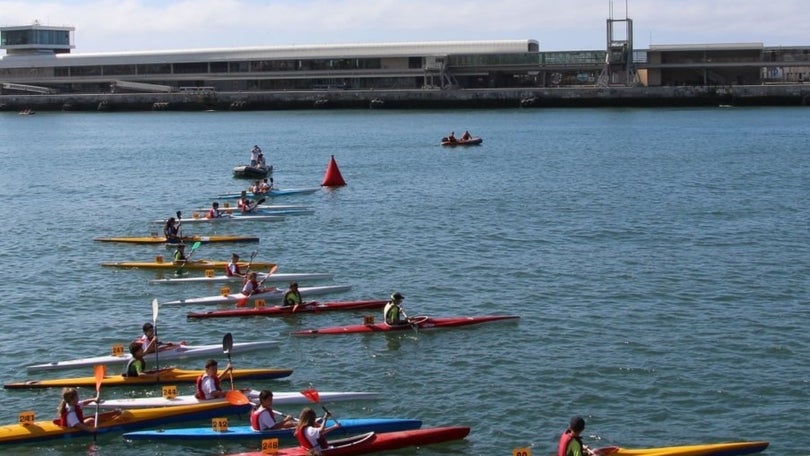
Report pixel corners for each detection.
[217,362,233,381]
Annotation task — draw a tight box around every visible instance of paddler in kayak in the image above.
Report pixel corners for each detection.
[206,201,225,219]
[285,282,303,311]
[57,387,99,432]
[226,253,246,278]
[241,271,275,296]
[163,217,181,243]
[238,191,257,213]
[173,244,186,262]
[250,390,296,431]
[294,406,341,452]
[558,416,597,456]
[383,292,411,326]
[195,358,233,399]
[139,322,176,354]
[123,341,159,378]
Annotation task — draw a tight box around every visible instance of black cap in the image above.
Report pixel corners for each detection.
[392,292,404,300]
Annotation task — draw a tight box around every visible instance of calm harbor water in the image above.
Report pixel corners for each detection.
[0,106,807,456]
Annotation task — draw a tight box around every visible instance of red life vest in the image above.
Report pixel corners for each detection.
[294,425,328,449]
[194,373,221,399]
[558,430,583,456]
[59,404,85,427]
[250,406,271,431]
[242,279,259,294]
[225,262,241,277]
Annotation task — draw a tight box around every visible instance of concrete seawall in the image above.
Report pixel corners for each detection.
[2,85,809,112]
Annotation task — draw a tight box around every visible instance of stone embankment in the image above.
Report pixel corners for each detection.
[2,85,809,111]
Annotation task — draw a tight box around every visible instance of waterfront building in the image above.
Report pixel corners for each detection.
[1,20,809,110]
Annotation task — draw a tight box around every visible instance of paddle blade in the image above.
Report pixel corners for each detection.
[190,241,202,251]
[222,332,234,354]
[267,264,278,275]
[257,198,267,205]
[593,447,620,456]
[225,390,250,406]
[301,388,320,403]
[94,364,106,392]
[151,298,159,324]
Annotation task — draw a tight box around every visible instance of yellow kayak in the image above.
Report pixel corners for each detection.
[598,440,769,456]
[0,399,250,445]
[4,367,292,389]
[95,235,259,244]
[101,259,276,270]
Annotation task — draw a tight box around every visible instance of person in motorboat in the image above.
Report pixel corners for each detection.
[250,145,262,166]
[383,292,411,326]
[57,387,99,432]
[195,358,233,399]
[250,390,296,431]
[206,201,225,219]
[461,130,473,141]
[294,406,341,452]
[226,253,246,278]
[558,416,597,456]
[124,341,147,377]
[163,217,181,243]
[241,271,275,296]
[138,322,176,354]
[284,282,303,310]
[257,152,267,169]
[446,131,458,143]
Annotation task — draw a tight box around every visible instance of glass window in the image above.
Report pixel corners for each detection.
[210,62,228,73]
[229,61,250,72]
[70,66,102,76]
[137,63,171,75]
[103,65,137,76]
[173,62,208,74]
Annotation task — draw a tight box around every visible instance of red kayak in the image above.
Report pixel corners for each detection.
[292,315,519,336]
[225,426,470,456]
[187,299,388,319]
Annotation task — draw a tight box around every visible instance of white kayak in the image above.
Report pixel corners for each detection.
[162,284,352,306]
[99,390,379,410]
[152,215,285,224]
[192,208,315,216]
[150,272,335,285]
[25,341,278,372]
[194,204,311,212]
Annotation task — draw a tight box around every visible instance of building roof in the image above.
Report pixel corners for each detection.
[1,39,539,66]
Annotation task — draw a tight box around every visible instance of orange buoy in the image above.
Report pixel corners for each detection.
[321,155,346,187]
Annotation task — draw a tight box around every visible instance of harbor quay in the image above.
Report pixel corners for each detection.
[2,84,810,112]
